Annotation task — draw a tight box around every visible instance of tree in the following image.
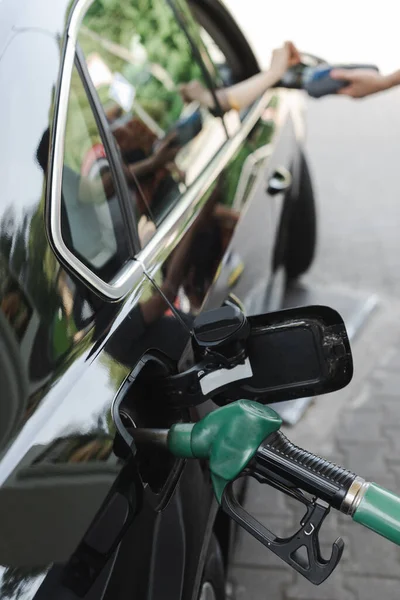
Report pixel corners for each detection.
[79,0,203,129]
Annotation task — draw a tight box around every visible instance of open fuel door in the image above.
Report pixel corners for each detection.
[113,305,353,425]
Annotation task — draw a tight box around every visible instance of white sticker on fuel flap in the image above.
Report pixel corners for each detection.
[199,358,253,397]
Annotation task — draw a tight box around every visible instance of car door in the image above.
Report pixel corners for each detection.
[183,0,305,315]
[205,104,301,316]
[0,1,227,599]
[0,1,303,599]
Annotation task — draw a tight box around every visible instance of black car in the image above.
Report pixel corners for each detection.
[0,0,317,598]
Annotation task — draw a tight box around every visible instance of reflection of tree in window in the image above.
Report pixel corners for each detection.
[77,1,227,225]
[80,0,204,130]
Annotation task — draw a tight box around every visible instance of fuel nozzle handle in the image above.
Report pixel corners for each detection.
[253,430,357,510]
[133,400,400,550]
[254,430,400,547]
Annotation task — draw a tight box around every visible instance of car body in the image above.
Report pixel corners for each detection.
[0,0,315,598]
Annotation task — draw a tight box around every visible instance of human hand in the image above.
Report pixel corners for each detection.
[269,41,301,81]
[179,81,213,108]
[330,69,390,98]
[138,215,156,247]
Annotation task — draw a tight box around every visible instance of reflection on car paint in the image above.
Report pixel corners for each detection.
[0,0,300,597]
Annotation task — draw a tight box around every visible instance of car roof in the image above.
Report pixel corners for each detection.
[0,0,75,279]
[0,0,73,58]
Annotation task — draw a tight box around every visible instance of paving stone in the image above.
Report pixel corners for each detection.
[334,411,386,444]
[373,374,400,399]
[230,293,400,598]
[232,516,294,569]
[243,477,289,518]
[286,570,355,600]
[380,402,400,426]
[383,427,400,457]
[340,521,400,578]
[384,463,400,489]
[368,390,400,407]
[338,442,397,487]
[377,348,400,372]
[228,567,292,600]
[346,575,400,600]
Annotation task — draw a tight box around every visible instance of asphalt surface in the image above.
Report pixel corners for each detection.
[228,87,400,599]
[306,88,400,296]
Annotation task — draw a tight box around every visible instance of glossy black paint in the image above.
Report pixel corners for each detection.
[0,0,306,598]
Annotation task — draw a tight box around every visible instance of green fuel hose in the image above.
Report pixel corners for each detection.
[352,483,400,545]
[133,400,400,548]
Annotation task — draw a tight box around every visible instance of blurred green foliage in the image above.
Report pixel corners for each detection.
[64,66,101,172]
[80,0,203,128]
[66,0,207,171]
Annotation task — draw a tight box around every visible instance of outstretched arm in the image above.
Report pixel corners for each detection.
[330,68,400,98]
[181,42,301,112]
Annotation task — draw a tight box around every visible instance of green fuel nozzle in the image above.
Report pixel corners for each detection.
[167,400,282,502]
[132,400,400,585]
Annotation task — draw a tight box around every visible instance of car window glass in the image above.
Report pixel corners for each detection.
[186,1,248,132]
[171,0,240,134]
[61,65,130,281]
[78,0,227,229]
[171,0,224,85]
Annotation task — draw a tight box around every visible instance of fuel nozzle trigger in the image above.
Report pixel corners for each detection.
[167,399,344,584]
[222,481,343,585]
[133,400,345,585]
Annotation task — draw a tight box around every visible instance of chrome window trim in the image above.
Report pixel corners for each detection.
[68,0,95,43]
[50,0,143,300]
[49,0,272,300]
[137,94,273,277]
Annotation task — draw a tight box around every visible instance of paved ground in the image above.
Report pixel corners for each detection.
[229,298,400,600]
[225,31,400,600]
[305,87,400,297]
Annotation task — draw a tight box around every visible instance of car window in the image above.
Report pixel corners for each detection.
[61,65,131,282]
[170,0,242,134]
[187,0,253,130]
[77,0,227,228]
[171,0,225,87]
